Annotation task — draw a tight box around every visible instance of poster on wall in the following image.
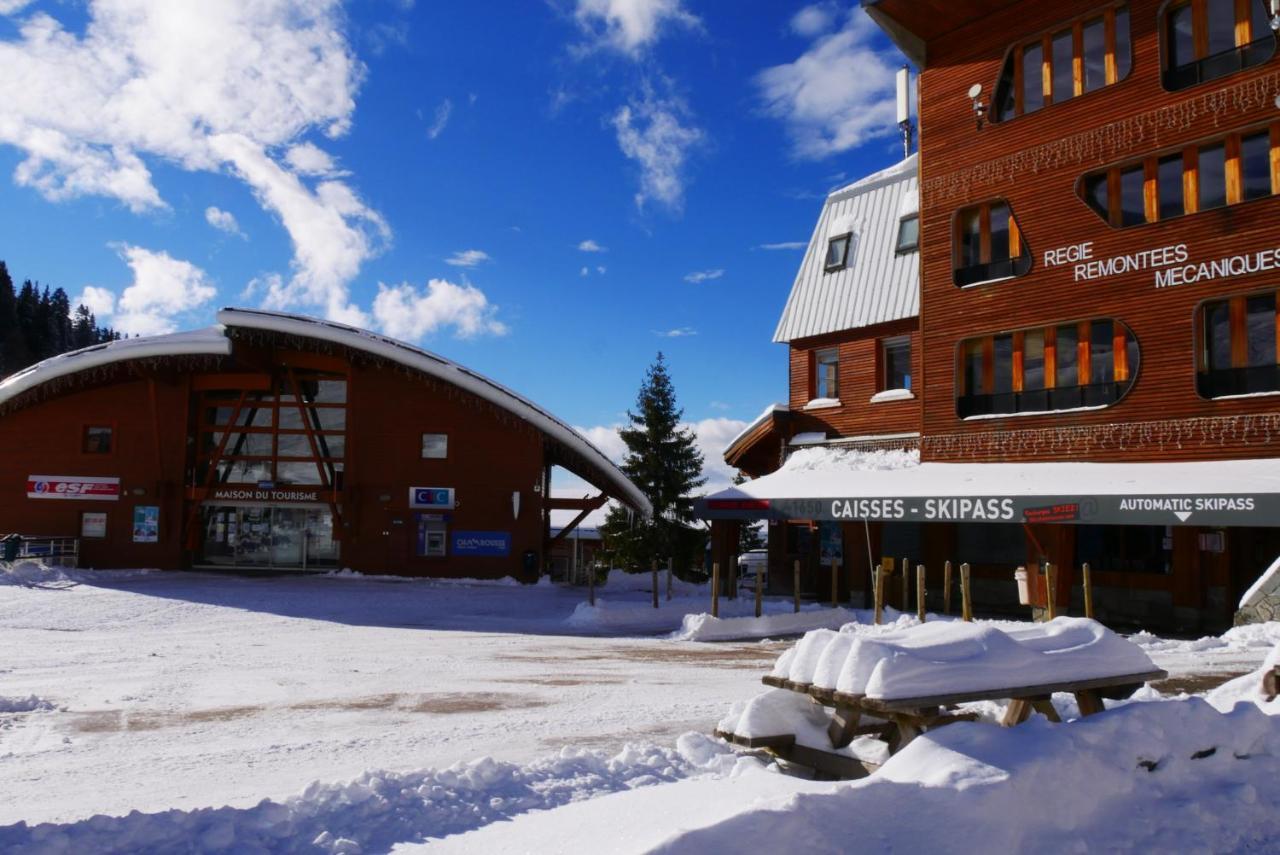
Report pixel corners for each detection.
[28,475,120,501]
[132,506,160,543]
[81,512,108,539]
[818,521,843,566]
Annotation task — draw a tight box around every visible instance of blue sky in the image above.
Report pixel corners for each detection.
[0,0,907,493]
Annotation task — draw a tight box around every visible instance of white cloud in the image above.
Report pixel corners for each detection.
[578,239,607,252]
[204,206,244,237]
[445,249,491,268]
[790,3,838,37]
[597,265,607,274]
[0,1,388,324]
[84,245,218,337]
[72,284,116,318]
[573,0,698,56]
[612,88,703,212]
[683,268,723,284]
[427,98,453,140]
[285,142,341,177]
[0,1,34,15]
[654,326,696,338]
[756,9,900,160]
[371,279,508,340]
[580,266,590,277]
[759,241,807,250]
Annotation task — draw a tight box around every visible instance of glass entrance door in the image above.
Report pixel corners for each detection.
[199,505,339,570]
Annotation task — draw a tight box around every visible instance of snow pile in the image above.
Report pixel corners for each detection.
[0,735,751,853]
[0,695,58,713]
[769,618,1156,700]
[600,569,703,597]
[657,698,1280,854]
[1206,643,1280,713]
[779,445,919,475]
[672,608,856,643]
[320,568,533,587]
[717,689,890,767]
[1131,621,1280,657]
[0,561,153,588]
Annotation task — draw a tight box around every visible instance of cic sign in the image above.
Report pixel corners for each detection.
[410,487,455,510]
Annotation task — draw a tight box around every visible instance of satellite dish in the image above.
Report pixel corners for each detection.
[968,83,983,100]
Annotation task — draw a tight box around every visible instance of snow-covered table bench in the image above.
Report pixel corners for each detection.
[718,618,1167,777]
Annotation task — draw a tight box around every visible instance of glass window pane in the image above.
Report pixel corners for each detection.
[1167,4,1195,69]
[993,335,1014,394]
[995,57,1017,121]
[1242,131,1272,201]
[1057,325,1079,387]
[276,461,324,485]
[1084,173,1109,219]
[1206,0,1236,55]
[958,208,982,267]
[1024,330,1046,391]
[1052,30,1074,103]
[825,236,848,269]
[1253,0,1272,42]
[884,339,911,390]
[1247,293,1277,366]
[1022,41,1045,113]
[1090,320,1114,384]
[989,203,1011,261]
[964,341,985,396]
[1120,165,1146,225]
[1126,331,1140,384]
[1205,301,1232,370]
[1199,144,1227,209]
[83,426,112,454]
[1158,154,1185,219]
[1083,18,1107,91]
[1115,7,1132,79]
[896,216,919,252]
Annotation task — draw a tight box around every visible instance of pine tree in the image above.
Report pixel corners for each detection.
[0,261,118,377]
[601,353,706,571]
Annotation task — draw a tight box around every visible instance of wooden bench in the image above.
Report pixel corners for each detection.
[719,668,1167,778]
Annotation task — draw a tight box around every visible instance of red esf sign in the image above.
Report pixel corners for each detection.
[27,475,121,501]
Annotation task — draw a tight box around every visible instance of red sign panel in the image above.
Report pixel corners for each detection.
[27,475,121,501]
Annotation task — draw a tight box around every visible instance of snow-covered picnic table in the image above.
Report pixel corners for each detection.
[718,618,1167,777]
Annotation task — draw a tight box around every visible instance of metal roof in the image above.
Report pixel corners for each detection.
[773,153,920,344]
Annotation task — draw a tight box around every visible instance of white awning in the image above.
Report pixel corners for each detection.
[697,447,1280,527]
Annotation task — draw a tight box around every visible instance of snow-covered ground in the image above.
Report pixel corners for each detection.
[2,564,1278,852]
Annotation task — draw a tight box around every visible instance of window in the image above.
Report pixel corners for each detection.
[82,425,112,454]
[957,319,1139,417]
[1077,526,1172,574]
[895,215,919,254]
[952,200,1031,287]
[825,234,851,271]
[1080,123,1280,227]
[421,433,448,459]
[992,5,1132,123]
[881,337,911,391]
[1198,289,1280,397]
[814,349,839,400]
[1162,0,1276,91]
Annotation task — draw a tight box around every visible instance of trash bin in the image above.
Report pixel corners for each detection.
[1014,567,1030,605]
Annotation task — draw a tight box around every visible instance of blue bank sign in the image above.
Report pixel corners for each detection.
[409,487,455,510]
[452,531,511,557]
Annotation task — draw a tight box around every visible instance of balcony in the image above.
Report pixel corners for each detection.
[1163,37,1275,91]
[957,382,1127,418]
[1197,365,1280,399]
[953,254,1033,288]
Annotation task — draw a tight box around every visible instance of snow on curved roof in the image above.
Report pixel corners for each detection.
[216,308,651,517]
[774,153,919,343]
[0,309,650,517]
[0,326,232,407]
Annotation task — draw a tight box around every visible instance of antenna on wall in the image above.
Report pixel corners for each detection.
[896,66,913,158]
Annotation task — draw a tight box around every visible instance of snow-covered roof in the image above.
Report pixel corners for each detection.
[0,327,232,407]
[0,308,650,517]
[724,403,787,457]
[217,308,650,517]
[773,153,920,343]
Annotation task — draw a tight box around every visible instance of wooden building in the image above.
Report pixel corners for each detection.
[702,0,1280,630]
[0,308,648,578]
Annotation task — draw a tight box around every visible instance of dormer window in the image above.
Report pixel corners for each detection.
[825,234,852,272]
[895,215,919,254]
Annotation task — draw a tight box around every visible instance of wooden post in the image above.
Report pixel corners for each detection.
[666,558,673,602]
[961,562,973,622]
[943,560,953,615]
[1082,561,1093,619]
[588,559,596,607]
[900,556,909,612]
[651,558,659,609]
[830,559,839,608]
[793,559,801,613]
[874,561,888,625]
[728,554,737,600]
[755,563,764,618]
[916,564,926,623]
[1045,563,1057,620]
[711,562,720,618]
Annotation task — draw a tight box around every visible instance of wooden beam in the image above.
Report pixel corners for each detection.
[549,506,596,545]
[1144,157,1159,223]
[545,494,608,512]
[1072,22,1084,97]
[1270,123,1280,196]
[1184,147,1200,214]
[1104,8,1117,85]
[1226,134,1243,205]
[1044,325,1057,390]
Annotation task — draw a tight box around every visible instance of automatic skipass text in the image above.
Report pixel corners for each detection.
[830,497,1016,521]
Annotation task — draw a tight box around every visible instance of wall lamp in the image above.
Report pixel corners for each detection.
[968,83,987,130]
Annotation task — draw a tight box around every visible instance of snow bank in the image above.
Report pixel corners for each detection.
[1131,620,1280,656]
[600,569,703,597]
[321,568,534,587]
[770,618,1156,700]
[0,735,749,853]
[0,695,58,713]
[0,561,154,588]
[716,689,890,767]
[671,608,856,642]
